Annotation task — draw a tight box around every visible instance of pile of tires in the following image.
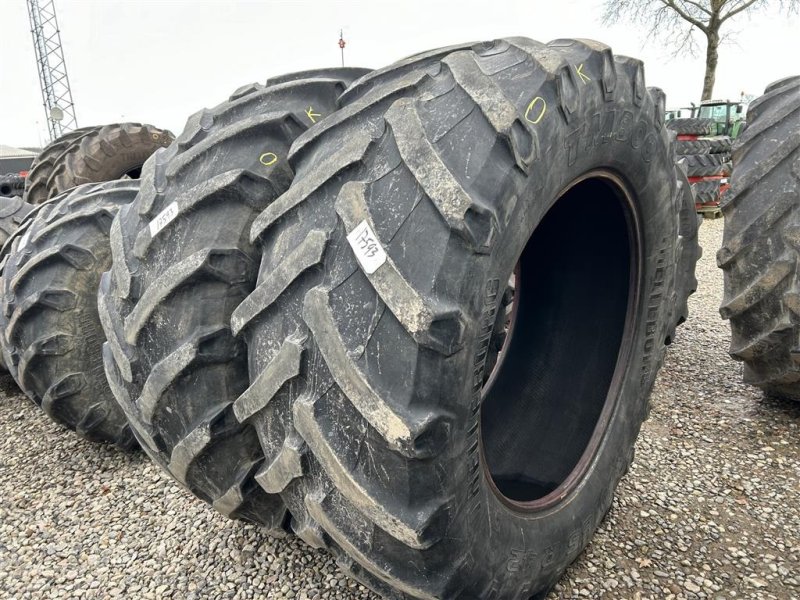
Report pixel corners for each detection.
[97,39,696,598]
[0,39,702,599]
[667,118,732,217]
[719,75,800,400]
[0,122,172,378]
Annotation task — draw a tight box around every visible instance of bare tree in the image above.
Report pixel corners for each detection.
[603,0,798,100]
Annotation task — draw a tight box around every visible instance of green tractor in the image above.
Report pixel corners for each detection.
[692,99,748,138]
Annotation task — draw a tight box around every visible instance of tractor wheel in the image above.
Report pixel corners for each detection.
[719,75,800,399]
[98,68,370,527]
[0,180,138,448]
[237,38,686,598]
[24,123,173,205]
[666,118,715,136]
[23,126,100,204]
[675,139,711,155]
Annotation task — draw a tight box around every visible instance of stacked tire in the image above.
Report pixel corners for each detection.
[719,75,800,400]
[667,118,732,215]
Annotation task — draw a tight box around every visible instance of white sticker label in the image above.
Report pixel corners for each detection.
[346,220,387,275]
[149,201,179,237]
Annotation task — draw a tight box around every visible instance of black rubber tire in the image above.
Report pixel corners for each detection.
[718,75,800,399]
[0,196,35,250]
[0,174,26,197]
[703,135,732,154]
[99,68,370,527]
[675,139,711,155]
[23,126,101,204]
[666,117,715,135]
[0,180,138,447]
[23,123,174,205]
[684,153,730,177]
[692,179,722,203]
[237,38,683,598]
[764,76,799,95]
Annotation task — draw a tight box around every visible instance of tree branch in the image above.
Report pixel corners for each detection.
[660,0,710,31]
[721,0,764,22]
[681,0,714,16]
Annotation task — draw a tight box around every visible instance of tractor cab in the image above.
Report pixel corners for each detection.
[693,99,747,138]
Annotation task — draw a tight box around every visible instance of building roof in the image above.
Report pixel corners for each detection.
[0,144,38,159]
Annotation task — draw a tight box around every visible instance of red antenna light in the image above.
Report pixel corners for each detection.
[339,29,346,66]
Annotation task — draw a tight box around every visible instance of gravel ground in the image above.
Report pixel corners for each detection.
[0,218,798,600]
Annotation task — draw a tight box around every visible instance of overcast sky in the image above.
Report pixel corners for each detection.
[1,0,798,147]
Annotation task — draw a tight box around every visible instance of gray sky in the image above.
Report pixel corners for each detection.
[2,0,798,147]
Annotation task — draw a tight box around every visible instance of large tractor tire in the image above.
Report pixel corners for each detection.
[23,126,100,203]
[0,180,138,447]
[99,68,370,527]
[666,117,714,135]
[23,123,173,205]
[236,38,686,598]
[719,75,800,399]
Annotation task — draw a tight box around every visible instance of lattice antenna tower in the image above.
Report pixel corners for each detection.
[27,0,78,141]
